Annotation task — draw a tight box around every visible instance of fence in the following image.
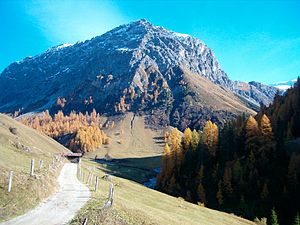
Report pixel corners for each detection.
[5,155,64,193]
[79,171,115,225]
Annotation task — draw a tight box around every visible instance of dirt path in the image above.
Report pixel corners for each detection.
[1,163,90,225]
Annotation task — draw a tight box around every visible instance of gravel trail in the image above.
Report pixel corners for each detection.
[1,163,90,225]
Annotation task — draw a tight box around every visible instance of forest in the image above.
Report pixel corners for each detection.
[157,78,300,225]
[20,109,108,153]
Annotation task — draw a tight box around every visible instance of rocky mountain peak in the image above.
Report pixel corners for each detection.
[0,20,280,129]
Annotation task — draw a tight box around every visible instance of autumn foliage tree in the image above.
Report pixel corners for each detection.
[156,79,300,225]
[169,128,183,169]
[245,115,260,155]
[202,120,218,156]
[183,128,192,151]
[70,125,106,152]
[157,143,174,190]
[258,114,275,166]
[20,109,108,153]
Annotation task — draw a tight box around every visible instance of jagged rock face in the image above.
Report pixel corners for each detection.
[0,19,278,129]
[233,81,281,107]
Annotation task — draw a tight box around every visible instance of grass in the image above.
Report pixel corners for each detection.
[70,158,255,225]
[0,112,256,224]
[0,114,68,222]
[95,156,161,183]
[70,113,255,224]
[182,68,256,115]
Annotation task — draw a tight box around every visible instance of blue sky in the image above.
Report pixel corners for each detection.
[0,0,299,84]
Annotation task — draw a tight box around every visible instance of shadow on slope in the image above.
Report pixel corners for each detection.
[91,155,161,184]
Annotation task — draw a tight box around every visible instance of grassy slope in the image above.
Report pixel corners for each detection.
[0,114,68,222]
[70,114,254,225]
[182,68,256,115]
[92,112,166,159]
[87,113,165,183]
[70,158,255,225]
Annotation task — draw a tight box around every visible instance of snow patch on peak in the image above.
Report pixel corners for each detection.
[117,47,132,52]
[134,18,149,24]
[56,43,73,50]
[174,32,190,38]
[45,43,74,53]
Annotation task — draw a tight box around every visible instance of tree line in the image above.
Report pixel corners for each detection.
[157,78,300,225]
[20,109,108,153]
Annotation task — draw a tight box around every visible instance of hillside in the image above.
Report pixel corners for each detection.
[91,112,165,158]
[86,112,165,183]
[156,79,300,225]
[167,68,255,129]
[74,113,256,224]
[0,19,278,130]
[0,113,256,225]
[70,158,255,225]
[0,114,68,221]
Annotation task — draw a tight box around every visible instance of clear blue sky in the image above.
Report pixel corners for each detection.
[0,0,299,84]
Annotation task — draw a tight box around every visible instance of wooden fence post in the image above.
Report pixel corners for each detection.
[82,218,88,225]
[39,159,43,170]
[8,171,13,192]
[90,174,93,185]
[86,173,91,185]
[103,182,114,208]
[108,183,114,200]
[30,159,35,176]
[94,176,99,191]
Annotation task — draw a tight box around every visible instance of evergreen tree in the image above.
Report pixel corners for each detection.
[219,122,235,161]
[191,129,200,151]
[260,182,269,200]
[154,78,300,225]
[223,167,233,197]
[197,164,204,182]
[271,208,280,225]
[232,160,242,183]
[294,213,300,225]
[216,186,223,206]
[197,183,206,204]
[239,195,248,215]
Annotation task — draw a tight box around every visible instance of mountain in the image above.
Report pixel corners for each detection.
[269,78,297,91]
[233,80,281,107]
[0,19,278,129]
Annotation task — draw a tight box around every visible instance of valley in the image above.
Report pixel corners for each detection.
[0,112,257,225]
[69,157,255,225]
[0,9,299,225]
